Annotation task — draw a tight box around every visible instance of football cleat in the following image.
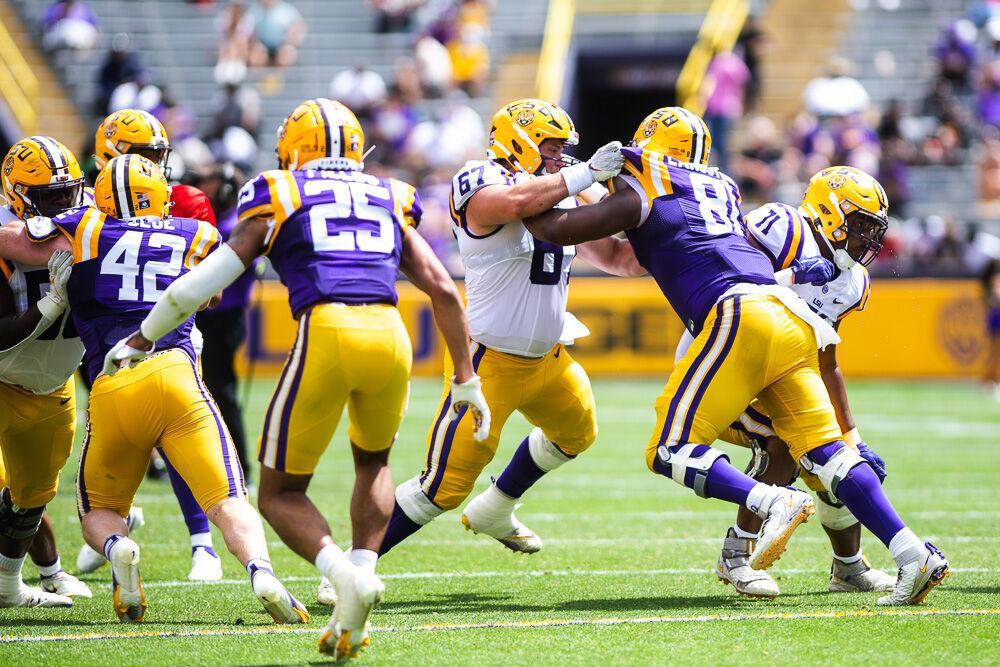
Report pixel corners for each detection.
[715,528,780,599]
[877,542,949,606]
[0,582,73,608]
[828,556,896,593]
[318,567,384,662]
[109,537,146,622]
[460,484,543,554]
[188,547,223,582]
[40,571,93,598]
[77,507,144,574]
[251,567,310,624]
[749,487,814,570]
[317,576,338,606]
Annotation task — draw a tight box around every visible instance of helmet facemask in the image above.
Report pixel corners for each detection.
[22,179,84,218]
[841,209,887,267]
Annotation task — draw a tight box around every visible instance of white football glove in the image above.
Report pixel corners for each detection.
[449,375,491,441]
[586,140,625,182]
[35,250,73,321]
[102,334,153,377]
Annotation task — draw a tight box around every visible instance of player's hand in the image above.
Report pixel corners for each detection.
[857,441,887,483]
[449,375,491,441]
[790,256,835,286]
[46,250,73,307]
[586,141,625,182]
[102,332,154,377]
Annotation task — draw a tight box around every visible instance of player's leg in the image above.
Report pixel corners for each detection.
[645,297,815,565]
[759,316,948,604]
[159,351,307,624]
[380,344,515,555]
[463,344,597,553]
[0,380,76,608]
[160,451,222,581]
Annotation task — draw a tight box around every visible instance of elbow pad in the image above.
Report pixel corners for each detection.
[140,244,246,342]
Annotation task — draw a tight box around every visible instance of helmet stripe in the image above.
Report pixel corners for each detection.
[113,155,134,218]
[31,136,67,171]
[315,98,342,159]
[676,108,704,165]
[138,110,165,145]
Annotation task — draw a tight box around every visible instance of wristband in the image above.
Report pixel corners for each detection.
[560,161,595,196]
[843,427,862,447]
[774,268,795,287]
[36,293,65,321]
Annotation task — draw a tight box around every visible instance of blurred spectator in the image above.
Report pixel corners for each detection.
[803,57,870,117]
[978,60,1000,128]
[731,115,781,204]
[370,85,420,164]
[94,33,147,116]
[371,0,423,33]
[157,88,198,143]
[447,23,490,97]
[736,16,765,111]
[982,258,1000,399]
[248,0,305,68]
[393,57,425,104]
[329,64,388,122]
[415,36,453,97]
[704,49,750,170]
[980,133,1000,201]
[209,82,261,140]
[41,0,99,53]
[214,0,254,84]
[933,19,978,92]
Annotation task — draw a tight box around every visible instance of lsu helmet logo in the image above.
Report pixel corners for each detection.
[104,121,118,138]
[641,120,657,138]
[827,174,846,190]
[2,156,12,177]
[516,109,535,127]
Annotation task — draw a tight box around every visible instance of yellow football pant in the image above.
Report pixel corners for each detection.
[257,303,412,475]
[0,379,75,508]
[78,349,245,517]
[421,342,598,510]
[645,294,841,470]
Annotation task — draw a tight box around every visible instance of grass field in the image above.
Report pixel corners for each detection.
[0,377,998,665]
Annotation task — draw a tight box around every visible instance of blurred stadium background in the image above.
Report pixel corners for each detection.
[0,0,998,387]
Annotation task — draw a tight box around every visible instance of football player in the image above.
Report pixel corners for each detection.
[525,107,949,606]
[0,136,91,607]
[74,109,225,582]
[104,99,489,660]
[377,98,642,557]
[711,167,896,598]
[3,154,308,624]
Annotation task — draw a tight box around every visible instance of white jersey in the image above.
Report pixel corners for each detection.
[745,203,870,323]
[450,159,597,357]
[0,207,85,394]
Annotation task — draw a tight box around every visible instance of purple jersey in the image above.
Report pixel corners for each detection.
[47,206,220,382]
[616,148,776,334]
[237,168,422,317]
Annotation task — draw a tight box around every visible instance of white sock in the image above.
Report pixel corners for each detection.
[745,483,774,518]
[315,544,353,582]
[833,548,863,565]
[347,548,378,573]
[190,532,213,549]
[484,483,517,509]
[36,556,63,578]
[888,527,923,567]
[0,553,24,596]
[732,525,758,540]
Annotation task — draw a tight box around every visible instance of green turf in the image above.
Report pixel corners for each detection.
[1,378,998,665]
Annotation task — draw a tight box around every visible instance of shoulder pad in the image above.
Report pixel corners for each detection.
[25,215,57,241]
[746,203,807,270]
[451,160,514,212]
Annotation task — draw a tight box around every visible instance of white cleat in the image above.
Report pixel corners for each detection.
[877,542,949,606]
[317,576,338,606]
[77,506,145,574]
[251,566,310,624]
[109,537,146,622]
[40,571,93,598]
[829,556,896,593]
[187,547,223,582]
[715,528,780,599]
[0,582,73,608]
[749,486,815,571]
[318,566,384,662]
[460,484,543,554]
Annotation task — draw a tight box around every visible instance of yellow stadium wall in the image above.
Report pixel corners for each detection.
[238,278,989,379]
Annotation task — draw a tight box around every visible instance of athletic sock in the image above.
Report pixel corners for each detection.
[347,548,378,573]
[495,436,546,498]
[378,502,425,556]
[703,458,758,506]
[315,544,353,582]
[36,556,62,578]
[833,549,863,565]
[245,557,273,581]
[888,527,924,568]
[731,525,758,540]
[103,534,124,562]
[0,552,24,597]
[833,462,907,549]
[190,532,217,557]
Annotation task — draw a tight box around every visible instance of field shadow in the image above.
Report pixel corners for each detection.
[380,591,761,615]
[3,618,245,629]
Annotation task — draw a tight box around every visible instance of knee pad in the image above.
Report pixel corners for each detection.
[528,428,573,472]
[0,487,45,542]
[395,477,446,524]
[814,491,859,530]
[799,442,865,495]
[653,443,727,498]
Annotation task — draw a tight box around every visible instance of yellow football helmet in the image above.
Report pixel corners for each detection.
[94,154,171,219]
[801,166,888,268]
[631,107,712,166]
[488,98,578,174]
[1,136,84,219]
[94,109,171,171]
[276,98,365,171]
